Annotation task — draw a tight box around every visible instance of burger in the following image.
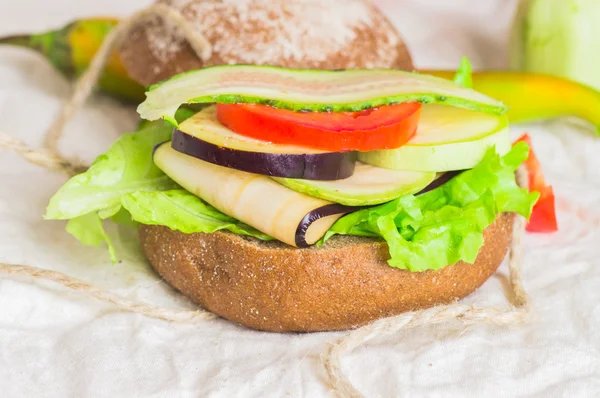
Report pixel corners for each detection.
[44,0,541,332]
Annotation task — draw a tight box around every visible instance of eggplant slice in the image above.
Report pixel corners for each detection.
[154,143,351,246]
[171,129,356,180]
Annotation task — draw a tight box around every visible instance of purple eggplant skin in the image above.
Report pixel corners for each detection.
[171,129,357,181]
[294,204,364,248]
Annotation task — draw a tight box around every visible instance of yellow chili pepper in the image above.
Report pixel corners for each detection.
[423,70,600,133]
[0,17,145,103]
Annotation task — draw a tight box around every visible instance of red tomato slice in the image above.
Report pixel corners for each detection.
[215,102,422,152]
[515,134,558,233]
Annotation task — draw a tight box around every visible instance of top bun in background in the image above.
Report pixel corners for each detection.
[120,0,414,85]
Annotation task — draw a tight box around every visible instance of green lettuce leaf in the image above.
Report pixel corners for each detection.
[45,121,177,220]
[46,107,199,221]
[66,213,116,262]
[453,56,473,89]
[45,113,271,262]
[322,142,539,271]
[109,207,138,227]
[121,190,272,240]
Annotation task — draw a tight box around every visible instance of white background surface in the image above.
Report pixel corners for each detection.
[1,1,600,397]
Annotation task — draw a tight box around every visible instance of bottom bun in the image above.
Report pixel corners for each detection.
[140,213,513,332]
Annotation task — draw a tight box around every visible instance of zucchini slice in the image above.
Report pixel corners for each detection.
[273,163,436,206]
[359,105,511,172]
[138,65,508,125]
[153,143,356,247]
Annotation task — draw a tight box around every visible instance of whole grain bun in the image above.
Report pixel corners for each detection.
[140,213,513,332]
[120,0,413,86]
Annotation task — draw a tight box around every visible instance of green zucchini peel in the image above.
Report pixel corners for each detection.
[138,65,508,126]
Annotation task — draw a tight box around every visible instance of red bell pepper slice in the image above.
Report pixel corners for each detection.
[515,133,558,233]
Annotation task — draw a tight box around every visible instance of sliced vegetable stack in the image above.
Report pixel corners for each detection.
[46,64,553,271]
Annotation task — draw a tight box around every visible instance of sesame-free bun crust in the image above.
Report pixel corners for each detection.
[140,213,513,332]
[120,0,414,86]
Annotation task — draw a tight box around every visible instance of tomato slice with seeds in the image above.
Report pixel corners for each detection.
[215,102,422,152]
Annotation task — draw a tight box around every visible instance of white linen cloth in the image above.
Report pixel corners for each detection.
[1,0,599,396]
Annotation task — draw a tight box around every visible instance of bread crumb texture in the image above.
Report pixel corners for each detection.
[140,213,513,332]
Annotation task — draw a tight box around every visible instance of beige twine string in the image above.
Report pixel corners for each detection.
[0,263,217,323]
[0,132,85,177]
[0,4,532,397]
